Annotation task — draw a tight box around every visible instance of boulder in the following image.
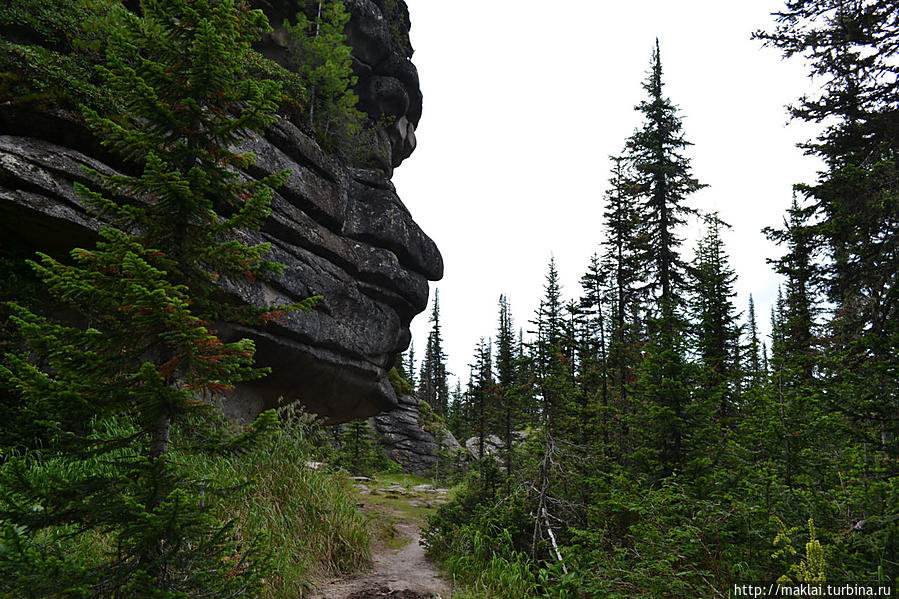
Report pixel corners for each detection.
[464,434,505,459]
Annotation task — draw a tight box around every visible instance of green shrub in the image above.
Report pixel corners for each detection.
[0,406,372,599]
[423,468,544,598]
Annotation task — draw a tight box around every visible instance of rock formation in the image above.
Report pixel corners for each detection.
[372,393,462,476]
[0,0,440,424]
[464,434,505,460]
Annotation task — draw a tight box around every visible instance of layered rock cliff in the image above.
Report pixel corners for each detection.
[0,0,440,423]
[372,393,463,476]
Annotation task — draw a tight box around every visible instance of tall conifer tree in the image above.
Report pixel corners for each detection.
[692,214,742,422]
[495,295,519,475]
[467,338,495,459]
[418,290,449,416]
[764,198,818,381]
[0,1,315,594]
[601,155,644,459]
[530,258,572,431]
[758,0,899,471]
[625,40,703,477]
[578,254,611,450]
[744,295,765,393]
[285,0,364,145]
[626,39,705,315]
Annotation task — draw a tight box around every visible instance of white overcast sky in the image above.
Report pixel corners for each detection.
[392,0,825,384]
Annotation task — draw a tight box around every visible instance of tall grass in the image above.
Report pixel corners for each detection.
[186,408,372,598]
[431,527,544,599]
[444,549,540,599]
[0,408,372,598]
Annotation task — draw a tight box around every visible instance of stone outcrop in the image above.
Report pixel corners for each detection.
[372,394,462,476]
[464,434,505,459]
[0,0,440,424]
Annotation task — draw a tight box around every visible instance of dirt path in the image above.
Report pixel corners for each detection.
[311,479,451,599]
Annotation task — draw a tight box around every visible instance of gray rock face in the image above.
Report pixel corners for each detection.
[0,0,439,424]
[372,393,461,476]
[464,435,505,459]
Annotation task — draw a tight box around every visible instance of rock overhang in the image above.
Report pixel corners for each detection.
[0,0,440,424]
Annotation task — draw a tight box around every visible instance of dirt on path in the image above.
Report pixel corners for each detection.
[311,480,452,599]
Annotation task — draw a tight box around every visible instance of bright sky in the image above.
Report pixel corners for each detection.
[393,0,825,385]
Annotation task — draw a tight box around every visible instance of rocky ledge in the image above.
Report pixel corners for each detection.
[372,394,462,476]
[0,0,440,423]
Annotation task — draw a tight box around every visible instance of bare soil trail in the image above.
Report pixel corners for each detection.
[311,479,452,599]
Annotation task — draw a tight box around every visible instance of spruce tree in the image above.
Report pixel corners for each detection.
[759,4,898,571]
[600,155,644,461]
[530,258,573,432]
[685,214,744,487]
[495,295,519,476]
[402,339,416,390]
[764,198,818,381]
[625,40,703,477]
[744,295,765,393]
[630,312,691,478]
[578,254,611,451]
[467,337,495,460]
[767,289,801,492]
[691,213,742,423]
[285,0,364,146]
[0,1,313,595]
[626,39,705,314]
[757,0,898,460]
[418,290,449,416]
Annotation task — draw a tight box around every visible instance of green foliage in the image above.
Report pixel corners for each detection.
[418,399,464,484]
[422,24,899,596]
[0,252,46,447]
[398,340,417,389]
[773,518,827,585]
[0,407,372,599]
[332,419,393,477]
[626,39,704,308]
[459,337,499,460]
[284,0,365,149]
[530,257,577,434]
[80,1,293,299]
[439,534,543,599]
[630,314,691,478]
[0,0,118,111]
[757,8,899,581]
[416,399,439,434]
[561,473,741,598]
[0,1,320,595]
[424,472,543,598]
[198,407,372,598]
[691,214,742,414]
[419,290,450,417]
[0,411,275,597]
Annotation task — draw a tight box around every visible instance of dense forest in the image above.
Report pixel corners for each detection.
[0,0,897,598]
[407,4,899,597]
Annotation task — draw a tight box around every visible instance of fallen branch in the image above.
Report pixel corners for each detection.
[542,507,568,575]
